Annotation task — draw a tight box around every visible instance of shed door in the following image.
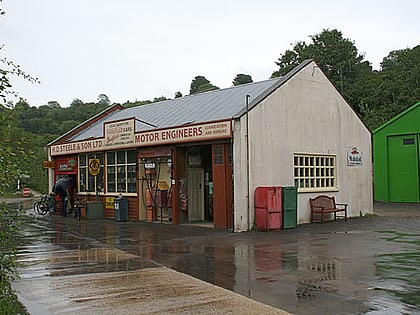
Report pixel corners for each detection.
[212,144,233,229]
[387,135,419,202]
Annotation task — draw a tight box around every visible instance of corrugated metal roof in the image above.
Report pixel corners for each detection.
[70,77,285,141]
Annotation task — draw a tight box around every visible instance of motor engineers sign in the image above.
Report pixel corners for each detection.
[50,120,232,156]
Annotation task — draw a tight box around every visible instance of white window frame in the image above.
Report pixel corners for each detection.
[294,153,337,192]
[106,150,137,194]
[78,153,104,194]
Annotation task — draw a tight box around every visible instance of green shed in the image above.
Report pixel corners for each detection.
[373,101,420,202]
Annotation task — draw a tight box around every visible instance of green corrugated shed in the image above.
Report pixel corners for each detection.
[373,101,420,202]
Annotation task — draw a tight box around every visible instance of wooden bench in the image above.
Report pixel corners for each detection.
[309,195,348,224]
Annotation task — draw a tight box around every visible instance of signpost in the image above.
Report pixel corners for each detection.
[22,187,31,197]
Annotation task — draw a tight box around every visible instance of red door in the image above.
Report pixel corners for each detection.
[212,144,233,229]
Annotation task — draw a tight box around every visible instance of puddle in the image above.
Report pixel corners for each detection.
[373,230,420,312]
[13,209,420,315]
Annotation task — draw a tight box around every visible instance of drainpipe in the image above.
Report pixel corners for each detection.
[246,95,251,230]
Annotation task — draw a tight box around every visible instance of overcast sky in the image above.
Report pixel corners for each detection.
[2,0,419,107]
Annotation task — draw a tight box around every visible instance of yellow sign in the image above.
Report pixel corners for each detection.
[106,197,115,209]
[43,160,55,168]
[88,158,101,176]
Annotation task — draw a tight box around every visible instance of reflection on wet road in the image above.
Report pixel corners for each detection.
[13,203,420,314]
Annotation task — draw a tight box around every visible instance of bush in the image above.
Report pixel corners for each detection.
[0,202,29,314]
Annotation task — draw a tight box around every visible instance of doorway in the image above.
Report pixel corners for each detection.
[187,168,204,221]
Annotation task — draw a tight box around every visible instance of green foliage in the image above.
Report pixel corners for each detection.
[272,29,373,113]
[122,96,169,108]
[189,75,219,94]
[271,29,420,131]
[0,202,29,315]
[97,93,111,106]
[232,74,253,86]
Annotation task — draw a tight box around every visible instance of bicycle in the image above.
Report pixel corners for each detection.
[72,197,85,221]
[34,194,56,215]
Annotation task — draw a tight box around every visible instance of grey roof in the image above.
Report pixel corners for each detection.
[69,59,313,142]
[69,78,281,141]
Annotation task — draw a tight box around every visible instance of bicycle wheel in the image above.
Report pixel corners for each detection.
[33,201,41,214]
[38,201,49,215]
[74,207,81,221]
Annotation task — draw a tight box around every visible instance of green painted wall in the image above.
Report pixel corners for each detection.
[373,102,420,202]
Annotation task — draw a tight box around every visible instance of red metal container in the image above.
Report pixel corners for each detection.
[255,186,282,231]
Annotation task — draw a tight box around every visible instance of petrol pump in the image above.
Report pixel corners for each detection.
[140,157,173,222]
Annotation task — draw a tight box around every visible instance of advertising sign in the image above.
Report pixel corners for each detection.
[88,158,101,176]
[347,147,363,166]
[50,119,232,156]
[104,118,135,148]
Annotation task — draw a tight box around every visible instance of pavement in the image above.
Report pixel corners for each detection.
[6,199,420,314]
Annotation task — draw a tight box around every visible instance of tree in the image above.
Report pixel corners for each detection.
[175,91,182,98]
[97,93,110,106]
[378,45,420,111]
[360,45,420,130]
[232,74,253,86]
[0,3,39,312]
[152,96,168,103]
[189,76,219,94]
[70,98,84,107]
[271,29,373,114]
[1,49,39,194]
[47,100,60,108]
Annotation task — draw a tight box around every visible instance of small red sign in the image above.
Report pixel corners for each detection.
[22,187,31,197]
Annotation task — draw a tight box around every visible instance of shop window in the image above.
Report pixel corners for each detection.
[294,153,336,192]
[106,150,137,194]
[78,153,104,193]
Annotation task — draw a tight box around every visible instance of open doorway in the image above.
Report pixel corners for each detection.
[182,146,213,223]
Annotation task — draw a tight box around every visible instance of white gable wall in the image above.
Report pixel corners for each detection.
[233,61,372,231]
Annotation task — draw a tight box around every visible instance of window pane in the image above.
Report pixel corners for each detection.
[117,151,125,164]
[97,168,104,191]
[107,166,116,193]
[127,164,137,193]
[107,152,115,165]
[127,150,136,163]
[79,169,87,192]
[97,153,104,164]
[88,173,95,192]
[79,154,86,166]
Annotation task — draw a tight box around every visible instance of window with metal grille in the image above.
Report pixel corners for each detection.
[294,154,337,192]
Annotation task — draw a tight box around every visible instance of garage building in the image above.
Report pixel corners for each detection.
[373,101,420,202]
[47,59,373,231]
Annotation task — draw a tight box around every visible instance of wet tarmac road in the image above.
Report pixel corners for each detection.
[10,201,420,314]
